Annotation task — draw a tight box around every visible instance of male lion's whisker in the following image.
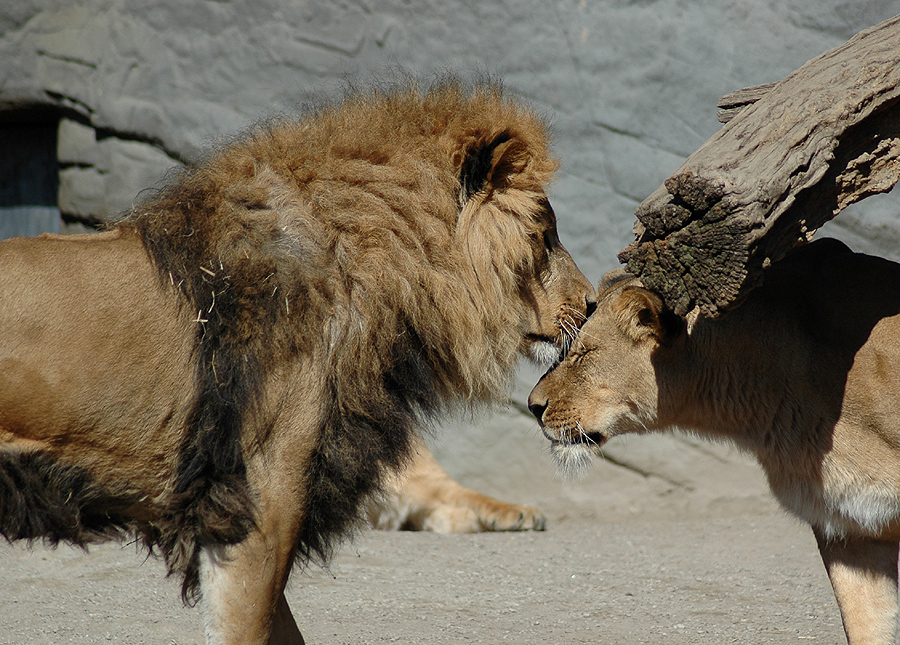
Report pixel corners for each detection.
[573,327,603,343]
[563,304,587,323]
[559,319,580,346]
[560,318,577,333]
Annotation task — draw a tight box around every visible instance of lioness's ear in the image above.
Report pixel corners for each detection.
[613,287,684,345]
[457,131,528,202]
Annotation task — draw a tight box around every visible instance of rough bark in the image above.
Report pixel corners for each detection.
[619,13,900,317]
[715,82,777,124]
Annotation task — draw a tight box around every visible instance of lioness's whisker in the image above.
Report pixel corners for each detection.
[576,421,600,447]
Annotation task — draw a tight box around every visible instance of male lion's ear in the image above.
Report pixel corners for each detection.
[457,131,528,203]
[613,286,684,345]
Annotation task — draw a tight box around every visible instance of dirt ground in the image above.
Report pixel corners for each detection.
[0,511,844,645]
[0,406,848,645]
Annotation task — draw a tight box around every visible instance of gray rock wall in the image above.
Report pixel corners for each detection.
[3,0,900,513]
[5,1,900,269]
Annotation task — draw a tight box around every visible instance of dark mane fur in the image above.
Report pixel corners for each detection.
[116,77,557,599]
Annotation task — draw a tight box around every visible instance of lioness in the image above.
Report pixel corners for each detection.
[0,79,594,644]
[528,238,900,644]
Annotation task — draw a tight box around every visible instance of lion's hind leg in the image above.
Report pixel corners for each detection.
[814,529,899,645]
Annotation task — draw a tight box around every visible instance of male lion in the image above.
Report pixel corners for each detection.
[528,238,900,645]
[0,79,594,644]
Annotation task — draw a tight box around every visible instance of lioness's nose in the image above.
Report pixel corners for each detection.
[528,396,547,424]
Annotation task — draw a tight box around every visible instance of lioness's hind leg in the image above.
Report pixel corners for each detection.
[369,436,546,533]
[814,529,899,645]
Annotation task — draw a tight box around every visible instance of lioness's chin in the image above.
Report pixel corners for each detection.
[550,442,597,479]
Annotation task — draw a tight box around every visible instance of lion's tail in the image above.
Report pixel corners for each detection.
[0,451,136,546]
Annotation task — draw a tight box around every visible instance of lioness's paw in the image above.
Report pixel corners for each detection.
[421,502,546,533]
[480,503,546,532]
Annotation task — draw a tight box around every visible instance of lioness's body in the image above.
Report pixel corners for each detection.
[529,238,900,644]
[0,81,594,644]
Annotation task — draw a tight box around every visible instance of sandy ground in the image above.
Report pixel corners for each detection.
[0,369,849,643]
[0,512,844,645]
[0,445,847,643]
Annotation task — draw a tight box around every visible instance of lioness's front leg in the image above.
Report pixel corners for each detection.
[814,529,900,645]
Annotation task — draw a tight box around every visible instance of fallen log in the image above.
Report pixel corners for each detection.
[618,13,900,317]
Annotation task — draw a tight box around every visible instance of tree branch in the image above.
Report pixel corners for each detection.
[618,14,900,317]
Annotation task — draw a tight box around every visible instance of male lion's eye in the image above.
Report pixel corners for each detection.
[542,229,559,252]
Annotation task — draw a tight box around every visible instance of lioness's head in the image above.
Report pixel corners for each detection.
[527,269,685,474]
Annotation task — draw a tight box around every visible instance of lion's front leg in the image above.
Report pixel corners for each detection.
[198,460,307,645]
[199,534,303,645]
[814,529,899,645]
[270,591,304,645]
[368,435,545,533]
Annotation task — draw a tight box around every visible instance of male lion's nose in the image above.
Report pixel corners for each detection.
[584,296,597,320]
[528,397,548,424]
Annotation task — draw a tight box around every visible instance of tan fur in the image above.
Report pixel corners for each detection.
[529,238,900,644]
[0,79,594,644]
[368,435,545,532]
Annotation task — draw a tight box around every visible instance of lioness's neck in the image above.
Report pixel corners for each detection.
[660,305,811,460]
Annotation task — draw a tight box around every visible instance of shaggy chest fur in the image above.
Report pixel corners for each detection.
[0,80,596,645]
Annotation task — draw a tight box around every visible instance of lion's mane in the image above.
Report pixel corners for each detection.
[118,78,558,598]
